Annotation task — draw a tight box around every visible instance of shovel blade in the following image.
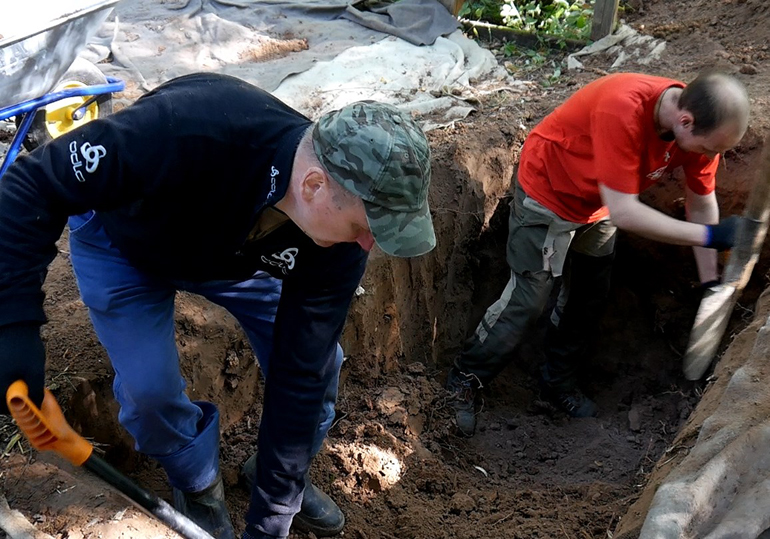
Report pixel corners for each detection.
[683,285,737,380]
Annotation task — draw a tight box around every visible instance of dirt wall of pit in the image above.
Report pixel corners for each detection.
[340,119,524,377]
[613,289,770,538]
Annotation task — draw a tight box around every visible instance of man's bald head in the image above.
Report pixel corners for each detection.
[679,71,750,138]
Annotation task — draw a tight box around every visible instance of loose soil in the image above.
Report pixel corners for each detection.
[3,1,770,538]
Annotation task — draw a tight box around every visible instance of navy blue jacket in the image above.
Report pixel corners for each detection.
[0,73,368,537]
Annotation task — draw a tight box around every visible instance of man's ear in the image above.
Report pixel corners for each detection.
[300,167,329,202]
[678,111,694,130]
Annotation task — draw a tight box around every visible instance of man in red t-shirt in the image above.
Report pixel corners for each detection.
[447,71,750,435]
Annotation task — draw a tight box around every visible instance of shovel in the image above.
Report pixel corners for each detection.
[683,140,770,380]
[5,380,215,539]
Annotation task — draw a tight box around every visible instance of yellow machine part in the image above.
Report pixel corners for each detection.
[43,80,102,139]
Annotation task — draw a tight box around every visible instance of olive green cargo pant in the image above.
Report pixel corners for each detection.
[455,180,617,391]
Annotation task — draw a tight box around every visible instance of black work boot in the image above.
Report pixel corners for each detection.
[446,367,481,436]
[172,473,235,539]
[240,453,345,537]
[538,366,597,418]
[540,384,598,418]
[292,479,345,536]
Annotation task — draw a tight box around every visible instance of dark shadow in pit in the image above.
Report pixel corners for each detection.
[448,141,770,499]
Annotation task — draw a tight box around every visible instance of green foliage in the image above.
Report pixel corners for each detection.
[500,40,564,87]
[459,0,594,40]
[459,0,506,25]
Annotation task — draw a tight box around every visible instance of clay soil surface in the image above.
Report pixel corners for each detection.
[4,1,770,538]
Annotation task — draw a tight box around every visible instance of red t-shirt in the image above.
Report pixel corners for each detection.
[518,73,719,223]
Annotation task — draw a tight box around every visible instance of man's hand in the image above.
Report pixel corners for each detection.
[0,322,45,414]
[704,216,744,251]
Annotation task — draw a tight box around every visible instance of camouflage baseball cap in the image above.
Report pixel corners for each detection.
[312,101,435,257]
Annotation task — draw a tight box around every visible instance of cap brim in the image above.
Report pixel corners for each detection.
[364,199,436,257]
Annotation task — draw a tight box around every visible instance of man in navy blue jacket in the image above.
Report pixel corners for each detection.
[0,73,435,539]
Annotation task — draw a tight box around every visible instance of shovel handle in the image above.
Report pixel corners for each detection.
[6,381,215,539]
[6,380,93,466]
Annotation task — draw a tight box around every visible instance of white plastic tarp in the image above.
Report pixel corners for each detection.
[79,0,523,127]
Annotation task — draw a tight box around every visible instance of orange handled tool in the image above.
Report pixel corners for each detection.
[6,380,93,465]
[6,381,215,539]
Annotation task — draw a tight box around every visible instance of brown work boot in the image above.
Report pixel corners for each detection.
[172,473,235,539]
[240,454,345,537]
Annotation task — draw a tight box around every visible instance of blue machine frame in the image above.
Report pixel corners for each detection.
[0,76,125,178]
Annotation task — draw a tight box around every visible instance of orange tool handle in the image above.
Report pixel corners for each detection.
[6,380,93,466]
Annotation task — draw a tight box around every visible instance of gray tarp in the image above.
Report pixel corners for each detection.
[80,0,524,127]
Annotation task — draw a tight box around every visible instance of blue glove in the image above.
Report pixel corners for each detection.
[243,525,286,539]
[704,216,743,251]
[0,322,45,415]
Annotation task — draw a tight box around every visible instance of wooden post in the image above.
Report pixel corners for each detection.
[437,0,465,16]
[590,0,620,41]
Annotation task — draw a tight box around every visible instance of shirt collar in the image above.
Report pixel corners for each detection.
[265,122,311,206]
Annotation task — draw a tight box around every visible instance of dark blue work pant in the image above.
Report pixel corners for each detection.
[68,211,342,492]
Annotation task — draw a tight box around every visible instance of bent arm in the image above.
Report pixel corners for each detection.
[248,246,367,538]
[599,183,720,283]
[685,186,719,283]
[599,183,710,246]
